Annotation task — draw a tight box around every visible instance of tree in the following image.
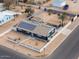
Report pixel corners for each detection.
[25,7,34,18]
[58,12,67,26]
[25,7,34,14]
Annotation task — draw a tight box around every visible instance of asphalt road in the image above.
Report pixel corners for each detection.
[44,25,79,59]
[0,45,32,59]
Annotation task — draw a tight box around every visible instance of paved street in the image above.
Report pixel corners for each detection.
[44,25,79,59]
[0,45,32,59]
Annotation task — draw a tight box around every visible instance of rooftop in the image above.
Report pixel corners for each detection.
[16,20,55,36]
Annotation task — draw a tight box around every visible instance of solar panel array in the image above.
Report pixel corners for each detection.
[18,21,36,31]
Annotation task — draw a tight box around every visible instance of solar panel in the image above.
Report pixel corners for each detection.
[18,21,36,31]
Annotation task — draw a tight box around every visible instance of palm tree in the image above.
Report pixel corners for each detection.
[58,12,67,26]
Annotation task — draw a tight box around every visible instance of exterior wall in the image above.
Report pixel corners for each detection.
[16,27,49,41]
[15,26,56,41]
[17,28,32,35]
[33,33,48,41]
[0,15,14,25]
[48,29,55,37]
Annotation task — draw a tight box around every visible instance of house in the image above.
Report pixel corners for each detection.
[13,20,56,42]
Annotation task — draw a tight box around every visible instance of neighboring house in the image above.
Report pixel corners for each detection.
[52,0,66,7]
[0,10,21,25]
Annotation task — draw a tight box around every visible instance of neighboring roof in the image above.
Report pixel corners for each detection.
[0,10,21,25]
[52,0,66,7]
[0,10,21,19]
[17,20,55,36]
[2,10,22,15]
